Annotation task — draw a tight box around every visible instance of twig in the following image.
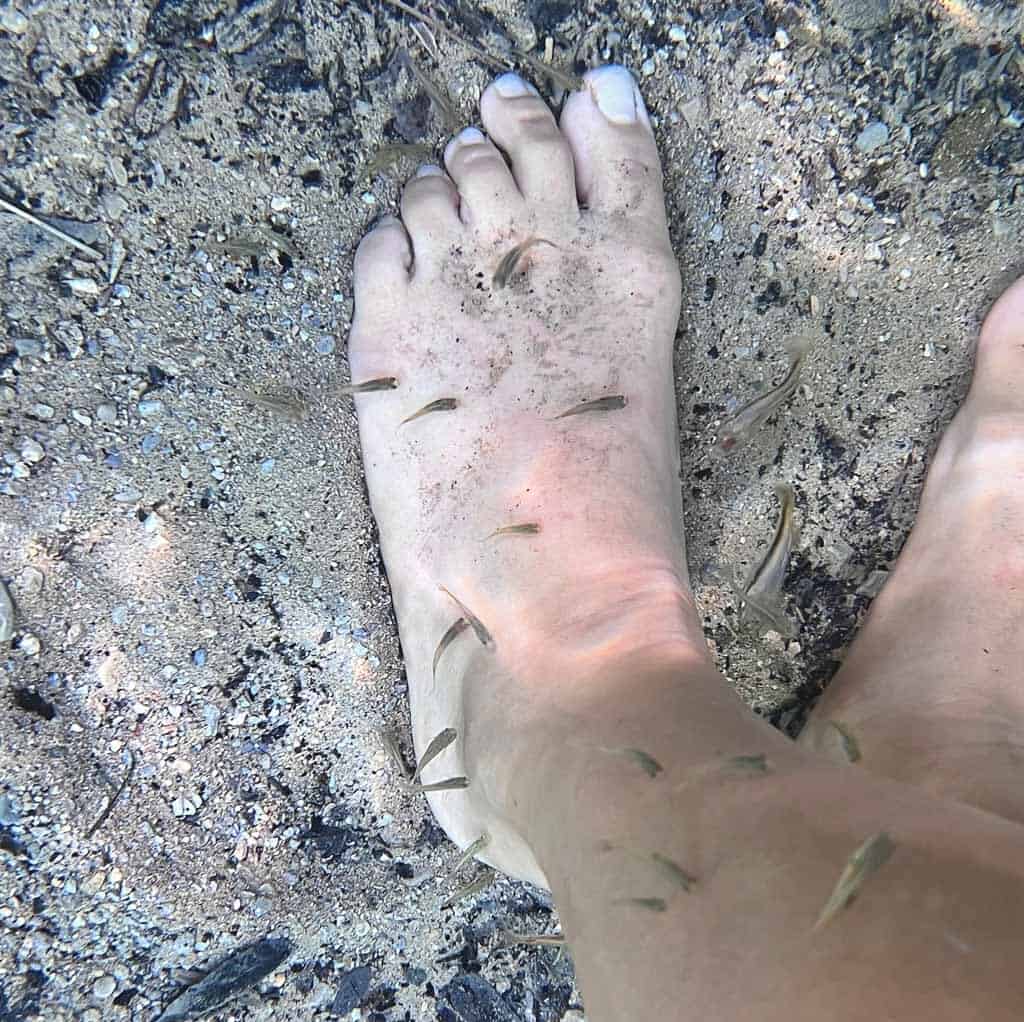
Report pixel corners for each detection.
[0,196,103,261]
[86,749,136,838]
[374,0,510,70]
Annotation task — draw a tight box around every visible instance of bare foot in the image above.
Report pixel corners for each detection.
[802,276,1024,822]
[348,67,704,883]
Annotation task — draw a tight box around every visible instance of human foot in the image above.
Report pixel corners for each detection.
[802,276,1024,821]
[348,67,703,884]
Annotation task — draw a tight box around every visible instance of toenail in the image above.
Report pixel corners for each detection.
[492,72,539,98]
[588,65,650,126]
[416,164,445,177]
[455,126,486,146]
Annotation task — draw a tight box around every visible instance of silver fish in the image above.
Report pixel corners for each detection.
[555,395,627,419]
[718,343,808,452]
[433,617,469,679]
[598,746,663,778]
[741,483,798,636]
[439,586,494,648]
[828,720,862,763]
[401,397,457,425]
[410,727,457,784]
[814,831,895,930]
[493,236,556,289]
[339,377,398,395]
[486,523,541,539]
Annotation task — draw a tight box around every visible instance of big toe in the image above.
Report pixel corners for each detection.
[560,65,667,230]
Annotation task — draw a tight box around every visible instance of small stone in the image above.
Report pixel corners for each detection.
[19,633,41,656]
[864,242,884,262]
[640,57,655,76]
[203,704,221,737]
[315,335,336,355]
[111,605,128,625]
[774,28,790,47]
[270,195,291,212]
[708,223,724,244]
[82,871,106,895]
[20,439,44,464]
[71,409,92,427]
[32,403,55,421]
[828,0,890,31]
[192,648,207,666]
[138,399,163,417]
[259,458,275,475]
[96,403,117,424]
[1,9,29,33]
[92,975,117,1000]
[14,337,43,357]
[113,489,142,503]
[11,462,29,479]
[668,24,686,43]
[857,569,890,597]
[142,512,162,533]
[0,794,17,825]
[141,434,160,454]
[16,566,44,596]
[855,121,889,154]
[0,580,14,642]
[109,157,129,187]
[65,277,101,296]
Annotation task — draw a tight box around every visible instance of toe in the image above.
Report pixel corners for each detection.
[400,164,461,271]
[353,215,412,314]
[443,126,523,234]
[479,73,577,215]
[559,65,667,227]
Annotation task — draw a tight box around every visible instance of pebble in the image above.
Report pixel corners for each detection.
[855,121,889,153]
[0,580,14,642]
[15,337,43,357]
[641,58,655,76]
[259,458,275,476]
[192,648,207,666]
[668,25,686,43]
[96,403,117,424]
[138,399,163,417]
[315,335,336,355]
[11,462,29,480]
[71,409,92,427]
[708,223,724,244]
[19,633,41,656]
[0,794,17,825]
[113,489,142,503]
[270,195,291,212]
[1,8,29,33]
[864,242,884,262]
[141,434,160,454]
[20,439,44,464]
[65,277,101,296]
[111,605,128,625]
[92,975,117,999]
[16,566,44,596]
[33,402,55,420]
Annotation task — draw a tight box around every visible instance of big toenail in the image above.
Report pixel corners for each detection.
[492,72,539,98]
[588,65,649,126]
[416,164,445,177]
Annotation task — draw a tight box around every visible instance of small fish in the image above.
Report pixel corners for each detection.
[717,342,808,452]
[407,57,458,128]
[616,897,667,912]
[339,377,398,396]
[554,395,628,419]
[451,833,489,873]
[363,143,434,179]
[443,868,497,908]
[379,729,411,781]
[408,775,469,792]
[496,930,566,948]
[400,397,457,425]
[598,746,663,778]
[650,852,697,892]
[725,753,771,775]
[741,483,798,636]
[439,586,494,648]
[493,236,556,289]
[252,224,300,260]
[828,720,862,764]
[433,617,469,679]
[814,831,895,931]
[410,726,457,784]
[516,50,584,91]
[486,523,541,539]
[206,235,264,259]
[155,937,292,1022]
[242,389,309,423]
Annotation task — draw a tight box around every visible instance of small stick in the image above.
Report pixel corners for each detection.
[0,196,103,261]
[374,0,509,71]
[410,727,457,785]
[86,749,135,838]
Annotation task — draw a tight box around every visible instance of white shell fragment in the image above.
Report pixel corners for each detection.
[0,581,14,642]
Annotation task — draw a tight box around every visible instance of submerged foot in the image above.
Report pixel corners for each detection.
[348,67,701,882]
[803,277,1024,822]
